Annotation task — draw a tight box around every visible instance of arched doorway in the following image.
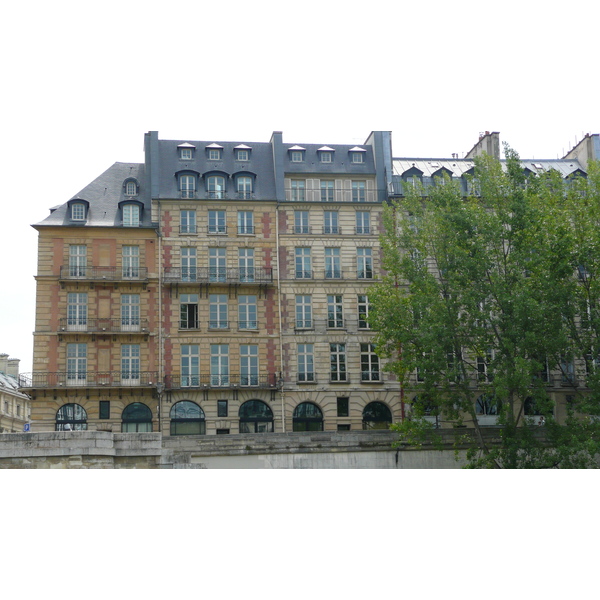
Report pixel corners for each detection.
[293,402,324,432]
[239,400,273,433]
[362,401,392,430]
[121,402,153,432]
[56,403,87,431]
[170,401,205,435]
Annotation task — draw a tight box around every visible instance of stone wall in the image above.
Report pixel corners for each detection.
[0,430,471,469]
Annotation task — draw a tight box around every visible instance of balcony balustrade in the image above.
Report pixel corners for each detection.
[165,373,278,390]
[19,371,158,389]
[59,266,149,282]
[58,318,150,334]
[163,267,273,285]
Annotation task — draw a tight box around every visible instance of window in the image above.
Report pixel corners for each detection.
[327,295,344,328]
[295,295,312,328]
[240,345,259,386]
[291,151,303,162]
[476,394,500,416]
[126,180,137,196]
[67,343,87,385]
[238,248,255,282]
[321,180,334,202]
[357,247,373,279]
[170,401,205,436]
[351,152,364,164]
[121,294,140,331]
[337,397,349,417]
[208,210,226,234]
[298,344,314,382]
[218,400,228,417]
[210,344,229,386]
[180,148,193,160]
[209,294,228,329]
[67,292,87,331]
[238,211,254,234]
[325,248,341,279]
[293,403,324,431]
[209,247,227,282]
[294,210,309,234]
[122,245,140,278]
[181,345,200,387]
[352,180,366,202]
[477,349,494,382]
[236,149,249,161]
[99,401,110,420]
[69,245,87,278]
[121,344,140,385]
[216,428,230,435]
[238,295,257,330]
[330,343,347,382]
[207,175,226,199]
[295,247,312,279]
[71,202,86,221]
[337,424,351,431]
[561,356,575,384]
[362,402,392,430]
[237,176,253,199]
[239,400,274,433]
[56,403,87,431]
[291,180,305,201]
[358,295,370,329]
[180,174,196,198]
[324,211,339,234]
[361,343,380,381]
[320,152,332,163]
[180,294,199,330]
[356,211,370,234]
[121,402,152,432]
[208,148,222,160]
[181,247,197,282]
[180,210,196,234]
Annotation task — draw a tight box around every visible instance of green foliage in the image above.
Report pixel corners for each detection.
[372,148,600,468]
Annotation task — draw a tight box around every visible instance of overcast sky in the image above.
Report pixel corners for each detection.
[1,0,598,374]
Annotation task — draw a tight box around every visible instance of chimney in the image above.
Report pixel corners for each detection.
[0,353,8,374]
[7,358,20,378]
[465,131,501,160]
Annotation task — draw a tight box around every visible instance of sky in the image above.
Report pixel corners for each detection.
[0,0,598,375]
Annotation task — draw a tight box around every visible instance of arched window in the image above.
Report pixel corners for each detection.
[239,400,273,433]
[362,401,392,430]
[125,180,137,196]
[293,402,323,432]
[121,402,153,432]
[170,401,205,436]
[475,394,499,415]
[207,175,226,199]
[412,396,439,428]
[56,403,88,431]
[236,176,253,198]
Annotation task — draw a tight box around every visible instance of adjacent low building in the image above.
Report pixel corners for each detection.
[0,354,30,433]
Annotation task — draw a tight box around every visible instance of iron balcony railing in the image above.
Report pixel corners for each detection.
[293,270,376,281]
[293,317,373,332]
[19,371,158,389]
[59,266,149,281]
[290,226,377,236]
[180,191,256,200]
[58,318,150,334]
[165,373,278,390]
[163,267,273,285]
[284,187,387,203]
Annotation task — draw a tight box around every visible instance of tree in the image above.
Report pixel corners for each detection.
[370,147,600,468]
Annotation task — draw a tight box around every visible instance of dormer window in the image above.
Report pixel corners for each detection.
[122,203,140,227]
[289,146,306,162]
[318,146,334,163]
[125,181,137,196]
[67,199,89,222]
[71,202,86,221]
[178,143,196,160]
[235,144,252,161]
[349,148,366,163]
[206,143,224,161]
[179,173,197,199]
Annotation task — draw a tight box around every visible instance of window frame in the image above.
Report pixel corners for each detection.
[297,343,315,382]
[360,343,380,381]
[330,343,347,382]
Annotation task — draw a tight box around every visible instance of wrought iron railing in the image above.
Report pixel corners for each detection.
[163,267,273,284]
[59,266,149,281]
[19,371,158,389]
[165,373,278,390]
[58,318,150,333]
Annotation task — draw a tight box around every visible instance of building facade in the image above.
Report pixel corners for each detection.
[21,130,600,434]
[1,353,30,433]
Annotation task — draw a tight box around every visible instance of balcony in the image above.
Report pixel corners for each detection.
[19,371,158,390]
[284,187,386,203]
[163,267,273,285]
[165,373,278,390]
[58,318,150,334]
[59,266,149,283]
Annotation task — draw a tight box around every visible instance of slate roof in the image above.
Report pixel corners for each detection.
[34,162,151,228]
[0,371,29,399]
[283,142,375,174]
[154,139,278,200]
[393,157,586,178]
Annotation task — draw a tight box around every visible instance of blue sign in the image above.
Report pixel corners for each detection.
[23,423,30,432]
